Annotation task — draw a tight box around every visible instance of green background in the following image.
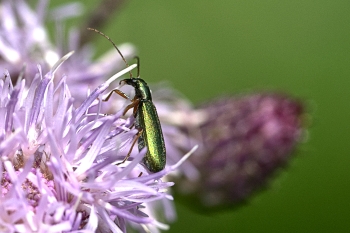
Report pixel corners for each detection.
[55,0,350,232]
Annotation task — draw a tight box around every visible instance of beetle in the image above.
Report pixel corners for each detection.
[88,28,166,172]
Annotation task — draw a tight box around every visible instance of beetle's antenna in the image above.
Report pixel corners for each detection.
[87,27,132,78]
[134,56,140,77]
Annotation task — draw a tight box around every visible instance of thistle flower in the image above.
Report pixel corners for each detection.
[174,93,305,209]
[0,50,197,232]
[0,1,200,232]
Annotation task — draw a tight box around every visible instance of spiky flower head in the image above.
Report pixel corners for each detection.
[0,52,195,232]
[0,1,197,232]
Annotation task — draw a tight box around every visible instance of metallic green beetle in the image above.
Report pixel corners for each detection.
[120,76,166,172]
[88,28,166,172]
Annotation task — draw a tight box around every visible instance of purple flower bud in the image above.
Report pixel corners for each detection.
[176,93,305,208]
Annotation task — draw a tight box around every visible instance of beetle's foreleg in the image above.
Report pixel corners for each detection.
[103,88,129,102]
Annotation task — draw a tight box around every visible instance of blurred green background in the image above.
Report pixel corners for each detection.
[55,0,350,232]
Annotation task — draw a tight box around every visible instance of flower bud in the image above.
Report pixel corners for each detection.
[177,93,306,209]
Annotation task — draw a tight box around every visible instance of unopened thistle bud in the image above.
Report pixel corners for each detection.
[176,93,306,209]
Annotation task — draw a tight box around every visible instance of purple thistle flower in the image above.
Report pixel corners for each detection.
[0,51,196,232]
[0,1,199,231]
[174,93,306,209]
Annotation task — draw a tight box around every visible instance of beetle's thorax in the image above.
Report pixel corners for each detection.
[122,78,152,101]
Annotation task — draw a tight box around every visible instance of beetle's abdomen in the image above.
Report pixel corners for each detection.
[137,100,166,172]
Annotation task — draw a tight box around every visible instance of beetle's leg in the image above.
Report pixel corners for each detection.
[116,128,143,166]
[103,88,129,102]
[122,98,140,116]
[103,89,140,116]
[131,98,140,117]
[124,98,139,129]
